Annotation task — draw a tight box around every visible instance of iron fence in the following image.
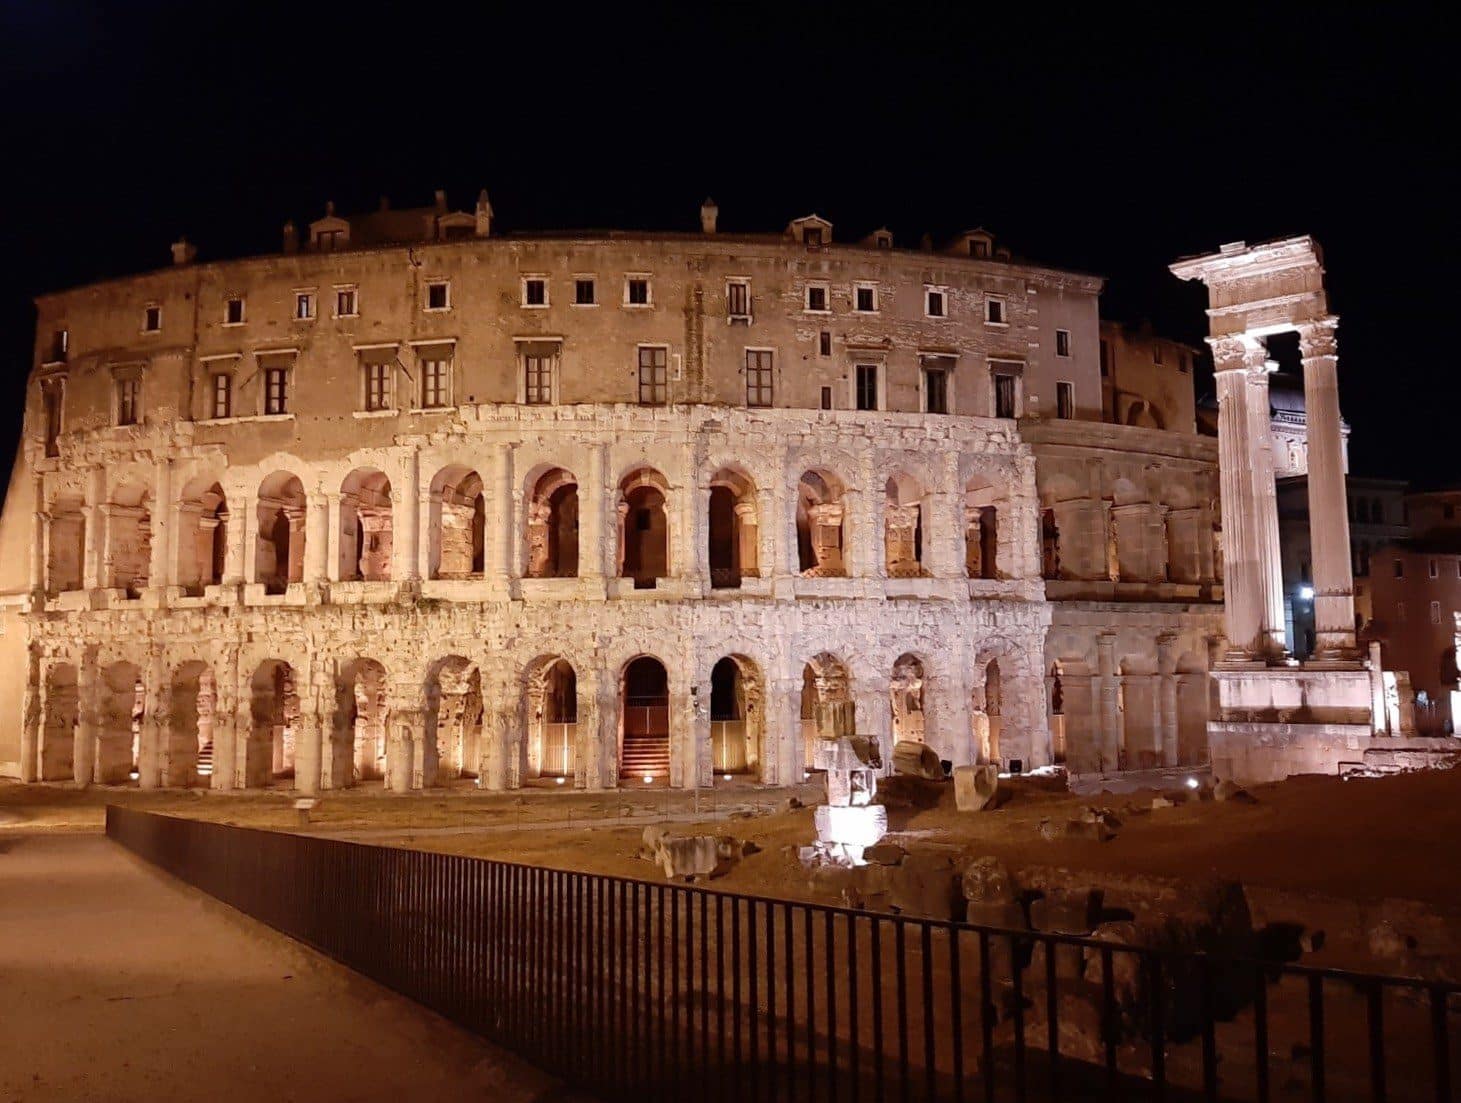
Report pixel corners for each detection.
[106,806,1456,1102]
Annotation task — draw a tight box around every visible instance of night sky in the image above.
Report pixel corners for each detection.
[0,5,1450,492]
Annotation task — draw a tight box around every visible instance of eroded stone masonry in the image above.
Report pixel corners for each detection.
[0,194,1233,791]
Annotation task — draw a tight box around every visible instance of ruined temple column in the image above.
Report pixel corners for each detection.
[137,649,167,789]
[1157,635,1179,767]
[1211,335,1287,659]
[1096,633,1120,772]
[74,654,99,786]
[490,443,514,584]
[1298,317,1358,658]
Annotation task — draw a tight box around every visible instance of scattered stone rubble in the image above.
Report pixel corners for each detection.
[637,825,758,882]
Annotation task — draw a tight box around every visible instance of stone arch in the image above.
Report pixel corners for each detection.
[339,468,393,582]
[620,654,670,782]
[424,655,481,787]
[39,661,78,781]
[884,472,929,578]
[523,655,577,780]
[166,660,214,787]
[427,465,486,579]
[800,651,854,769]
[708,465,760,589]
[709,653,765,778]
[256,471,306,594]
[889,652,926,744]
[105,482,152,598]
[246,659,297,788]
[618,467,670,587]
[332,657,389,787]
[176,476,228,595]
[964,475,1006,580]
[98,660,143,783]
[524,466,579,579]
[1125,399,1164,429]
[797,469,848,576]
[45,491,86,596]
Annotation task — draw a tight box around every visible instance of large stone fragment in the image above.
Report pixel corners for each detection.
[892,740,945,780]
[961,856,1024,928]
[888,850,963,920]
[953,764,999,811]
[656,835,720,879]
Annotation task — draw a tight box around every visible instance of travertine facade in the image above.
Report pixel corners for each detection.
[0,195,1225,789]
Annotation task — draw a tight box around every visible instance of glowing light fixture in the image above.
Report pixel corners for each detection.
[722,774,731,782]
[643,774,654,784]
[555,777,565,786]
[129,769,140,781]
[1186,777,1199,790]
[1299,585,1315,601]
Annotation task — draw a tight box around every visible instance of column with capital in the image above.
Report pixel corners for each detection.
[30,472,46,597]
[1298,318,1358,658]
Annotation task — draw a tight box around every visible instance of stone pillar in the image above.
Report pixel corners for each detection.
[82,466,103,591]
[581,444,606,580]
[1157,636,1179,767]
[137,650,167,789]
[211,648,239,790]
[228,488,250,587]
[399,448,421,581]
[294,672,329,795]
[683,674,711,788]
[490,443,514,584]
[734,500,759,578]
[1298,318,1358,658]
[303,494,328,584]
[694,486,713,587]
[1211,336,1286,659]
[74,654,99,786]
[29,474,46,597]
[1096,633,1119,772]
[854,681,892,773]
[149,458,173,597]
[765,676,800,786]
[324,492,343,582]
[20,649,41,782]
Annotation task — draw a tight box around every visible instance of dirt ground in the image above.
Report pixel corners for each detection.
[0,832,573,1103]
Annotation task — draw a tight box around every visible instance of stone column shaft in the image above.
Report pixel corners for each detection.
[1096,634,1119,772]
[490,444,514,583]
[74,656,99,786]
[304,492,328,584]
[1299,319,1357,657]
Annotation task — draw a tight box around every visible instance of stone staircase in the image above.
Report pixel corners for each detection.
[620,732,670,780]
[196,741,214,778]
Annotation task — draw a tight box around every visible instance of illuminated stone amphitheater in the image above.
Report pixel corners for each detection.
[0,192,1227,792]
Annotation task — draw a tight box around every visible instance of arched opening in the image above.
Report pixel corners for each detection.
[525,657,577,779]
[45,493,85,595]
[619,468,669,588]
[99,661,143,783]
[1041,508,1061,579]
[708,467,759,589]
[884,474,927,577]
[797,470,848,576]
[972,658,1002,765]
[339,468,393,582]
[620,656,669,781]
[965,477,1004,580]
[800,651,854,768]
[426,657,481,785]
[166,662,213,786]
[176,478,228,596]
[1047,661,1067,764]
[332,658,389,787]
[525,467,579,578]
[246,660,297,787]
[1125,400,1165,430]
[428,465,486,579]
[106,483,152,599]
[889,653,926,743]
[39,662,78,781]
[256,472,306,594]
[710,655,764,776]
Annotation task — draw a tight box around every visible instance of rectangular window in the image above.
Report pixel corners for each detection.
[522,278,547,307]
[116,377,140,426]
[224,297,245,325]
[1429,558,1439,579]
[51,329,69,362]
[854,284,877,313]
[805,284,829,313]
[210,373,232,419]
[42,382,62,456]
[425,281,450,311]
[855,364,878,411]
[727,280,750,319]
[994,373,1017,418]
[924,368,949,415]
[524,353,555,405]
[1056,329,1071,357]
[638,346,668,405]
[295,292,315,320]
[985,296,1006,325]
[421,358,450,408]
[264,367,288,415]
[1431,600,1442,625]
[1394,559,1404,579]
[364,362,392,412]
[819,330,832,357]
[803,227,824,246]
[1056,380,1075,419]
[574,278,596,306]
[820,386,833,410]
[335,288,358,317]
[625,277,651,306]
[143,305,161,332]
[925,288,946,318]
[745,350,773,408]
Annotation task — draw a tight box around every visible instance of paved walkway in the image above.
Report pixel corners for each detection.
[0,833,576,1102]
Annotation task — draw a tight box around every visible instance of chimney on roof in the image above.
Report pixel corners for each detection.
[282,221,299,254]
[700,197,718,234]
[434,189,448,213]
[475,190,493,238]
[171,237,197,266]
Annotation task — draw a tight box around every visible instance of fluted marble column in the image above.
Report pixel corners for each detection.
[1298,317,1358,658]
